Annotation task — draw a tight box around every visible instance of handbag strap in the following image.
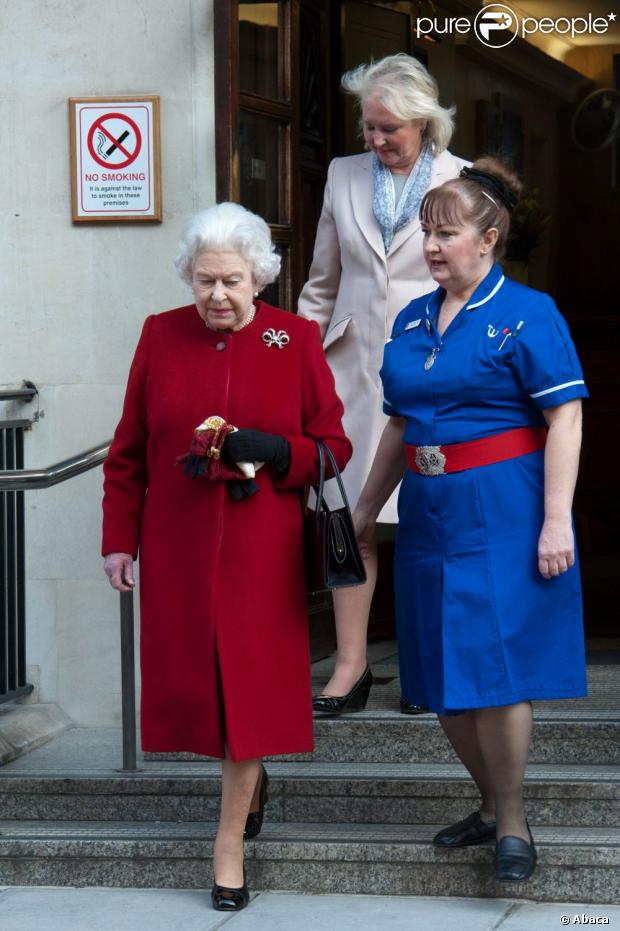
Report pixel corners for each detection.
[314,440,352,524]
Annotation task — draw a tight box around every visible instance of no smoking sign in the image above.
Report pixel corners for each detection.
[70,96,161,222]
[87,113,142,169]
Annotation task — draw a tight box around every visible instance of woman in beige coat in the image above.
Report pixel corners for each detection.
[298,54,467,712]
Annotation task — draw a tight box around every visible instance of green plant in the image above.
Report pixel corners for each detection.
[506,187,551,263]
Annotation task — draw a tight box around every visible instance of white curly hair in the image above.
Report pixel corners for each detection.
[174,202,281,290]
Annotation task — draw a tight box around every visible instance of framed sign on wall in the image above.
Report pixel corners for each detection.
[69,95,161,222]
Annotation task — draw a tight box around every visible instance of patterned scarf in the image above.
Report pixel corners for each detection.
[372,146,434,253]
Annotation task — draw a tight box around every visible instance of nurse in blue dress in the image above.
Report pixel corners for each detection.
[353,157,587,883]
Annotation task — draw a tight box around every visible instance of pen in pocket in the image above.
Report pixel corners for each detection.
[498,320,524,351]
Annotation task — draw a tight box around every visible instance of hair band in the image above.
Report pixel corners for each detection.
[459,167,519,210]
[480,189,499,208]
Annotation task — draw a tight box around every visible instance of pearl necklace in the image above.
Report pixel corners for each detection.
[236,304,256,331]
[203,304,256,333]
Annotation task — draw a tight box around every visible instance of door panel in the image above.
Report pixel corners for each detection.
[216,1,296,309]
[239,3,283,101]
[216,0,330,310]
[239,111,287,224]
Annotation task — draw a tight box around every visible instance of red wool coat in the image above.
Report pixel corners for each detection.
[102,302,352,761]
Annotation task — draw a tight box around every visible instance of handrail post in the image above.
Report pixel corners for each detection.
[119,590,138,772]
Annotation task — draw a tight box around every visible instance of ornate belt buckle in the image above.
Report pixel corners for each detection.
[415,445,446,476]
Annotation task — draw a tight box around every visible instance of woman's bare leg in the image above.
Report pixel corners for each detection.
[474,702,533,842]
[320,536,378,697]
[438,712,496,821]
[212,752,261,887]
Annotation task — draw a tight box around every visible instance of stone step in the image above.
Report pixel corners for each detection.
[146,710,620,764]
[0,819,617,904]
[0,704,73,766]
[1,762,618,827]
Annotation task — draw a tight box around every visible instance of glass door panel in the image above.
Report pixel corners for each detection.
[239,111,286,224]
[217,0,301,309]
[239,3,282,100]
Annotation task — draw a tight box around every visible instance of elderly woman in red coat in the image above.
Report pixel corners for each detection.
[102,202,351,911]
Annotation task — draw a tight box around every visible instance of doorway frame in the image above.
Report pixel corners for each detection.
[213,0,302,310]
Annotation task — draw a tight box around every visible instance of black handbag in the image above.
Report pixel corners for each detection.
[305,441,367,593]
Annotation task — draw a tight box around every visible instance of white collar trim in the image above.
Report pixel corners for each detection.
[467,274,505,310]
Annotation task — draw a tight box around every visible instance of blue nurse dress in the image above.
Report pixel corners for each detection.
[381,262,588,714]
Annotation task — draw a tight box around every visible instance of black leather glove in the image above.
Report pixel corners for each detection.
[184,456,208,479]
[222,429,291,474]
[226,478,260,501]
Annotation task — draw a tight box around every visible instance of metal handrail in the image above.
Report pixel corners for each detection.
[0,438,139,772]
[119,591,138,772]
[0,441,111,491]
[0,388,37,402]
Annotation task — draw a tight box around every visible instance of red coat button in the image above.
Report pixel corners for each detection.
[215,341,226,351]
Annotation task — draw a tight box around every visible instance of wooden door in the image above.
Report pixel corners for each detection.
[214,1,419,306]
[214,0,330,311]
[214,1,430,648]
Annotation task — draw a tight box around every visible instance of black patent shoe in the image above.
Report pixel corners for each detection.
[244,764,269,839]
[433,811,497,847]
[312,665,373,714]
[399,697,430,715]
[495,827,537,882]
[211,869,250,911]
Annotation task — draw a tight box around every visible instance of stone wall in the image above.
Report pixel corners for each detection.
[0,0,216,725]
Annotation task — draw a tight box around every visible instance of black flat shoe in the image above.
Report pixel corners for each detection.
[495,828,537,882]
[211,871,249,911]
[244,764,269,840]
[399,697,430,715]
[433,811,497,847]
[312,665,373,714]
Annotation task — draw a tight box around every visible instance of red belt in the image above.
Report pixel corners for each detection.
[406,427,547,476]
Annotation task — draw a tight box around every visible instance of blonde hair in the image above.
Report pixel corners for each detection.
[420,156,523,259]
[341,53,455,154]
[174,202,281,290]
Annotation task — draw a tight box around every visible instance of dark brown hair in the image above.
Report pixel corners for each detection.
[419,156,523,259]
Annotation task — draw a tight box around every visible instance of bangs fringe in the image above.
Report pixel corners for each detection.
[420,184,467,228]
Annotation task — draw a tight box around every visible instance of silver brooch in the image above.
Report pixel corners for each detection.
[262,328,290,349]
[424,348,439,371]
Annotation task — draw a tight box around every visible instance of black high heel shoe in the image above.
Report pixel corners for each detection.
[211,867,249,911]
[312,665,373,714]
[495,824,537,882]
[399,697,430,715]
[244,764,269,840]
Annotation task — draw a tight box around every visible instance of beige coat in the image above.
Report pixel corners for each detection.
[298,149,468,521]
